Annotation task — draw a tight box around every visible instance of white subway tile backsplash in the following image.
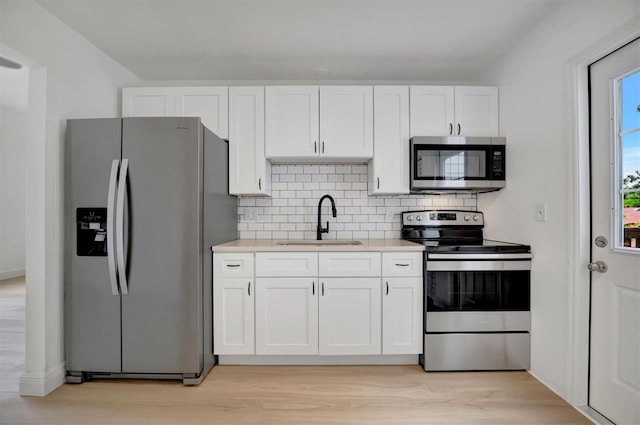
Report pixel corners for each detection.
[237,164,476,239]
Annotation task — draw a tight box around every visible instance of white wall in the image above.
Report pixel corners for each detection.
[478,0,640,399]
[0,0,139,395]
[0,66,28,279]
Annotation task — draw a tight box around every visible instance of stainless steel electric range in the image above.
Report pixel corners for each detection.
[401,210,533,371]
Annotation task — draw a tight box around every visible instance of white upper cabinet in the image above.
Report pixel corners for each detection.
[265,86,319,158]
[319,86,373,158]
[174,87,228,139]
[122,86,228,139]
[122,87,175,117]
[265,86,373,161]
[369,86,410,195]
[228,87,270,196]
[453,86,499,137]
[409,86,454,137]
[410,86,498,137]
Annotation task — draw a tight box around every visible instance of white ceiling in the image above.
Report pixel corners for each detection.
[34,0,563,82]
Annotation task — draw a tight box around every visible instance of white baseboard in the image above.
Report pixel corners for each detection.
[0,268,26,281]
[19,362,66,396]
[219,355,419,365]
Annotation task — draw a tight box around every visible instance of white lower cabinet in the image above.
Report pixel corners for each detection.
[382,277,423,354]
[255,278,318,355]
[213,277,254,355]
[381,252,423,355]
[319,277,382,355]
[214,250,423,360]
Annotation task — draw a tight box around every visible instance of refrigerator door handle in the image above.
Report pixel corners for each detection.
[106,159,120,296]
[116,158,129,295]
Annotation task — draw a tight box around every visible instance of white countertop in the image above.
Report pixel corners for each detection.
[211,239,425,252]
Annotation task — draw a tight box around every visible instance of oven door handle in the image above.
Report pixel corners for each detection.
[427,253,532,260]
[427,260,531,272]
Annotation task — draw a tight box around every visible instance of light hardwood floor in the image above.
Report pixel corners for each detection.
[0,277,590,425]
[0,276,25,397]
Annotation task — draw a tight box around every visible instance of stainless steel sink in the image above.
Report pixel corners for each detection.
[276,240,363,246]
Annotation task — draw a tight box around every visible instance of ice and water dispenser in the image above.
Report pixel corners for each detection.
[76,208,107,256]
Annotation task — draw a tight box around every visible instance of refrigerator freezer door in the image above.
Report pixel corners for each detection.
[120,117,203,374]
[65,118,122,373]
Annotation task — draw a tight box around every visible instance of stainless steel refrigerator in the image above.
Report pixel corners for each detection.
[65,117,237,385]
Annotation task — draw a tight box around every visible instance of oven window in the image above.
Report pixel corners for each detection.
[416,149,487,180]
[426,270,530,311]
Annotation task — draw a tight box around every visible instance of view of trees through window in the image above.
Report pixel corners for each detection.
[621,69,640,248]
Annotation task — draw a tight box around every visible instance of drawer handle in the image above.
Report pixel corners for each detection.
[395,263,410,267]
[226,264,241,268]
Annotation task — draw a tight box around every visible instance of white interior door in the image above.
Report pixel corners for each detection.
[589,37,640,425]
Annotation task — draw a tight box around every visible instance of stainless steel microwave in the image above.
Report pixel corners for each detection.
[410,136,506,192]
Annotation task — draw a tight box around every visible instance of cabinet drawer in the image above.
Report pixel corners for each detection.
[213,253,254,278]
[256,252,318,277]
[319,252,381,277]
[382,252,423,277]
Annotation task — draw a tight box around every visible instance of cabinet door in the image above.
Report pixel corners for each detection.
[409,86,454,136]
[228,87,270,196]
[454,86,499,136]
[255,278,318,355]
[213,277,254,355]
[174,87,228,139]
[369,86,410,195]
[320,86,373,158]
[265,86,319,158]
[382,277,423,355]
[319,278,381,355]
[122,87,174,117]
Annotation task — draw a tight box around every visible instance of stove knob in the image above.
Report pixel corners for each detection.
[406,215,413,222]
[416,215,423,221]
[464,215,471,221]
[473,215,480,221]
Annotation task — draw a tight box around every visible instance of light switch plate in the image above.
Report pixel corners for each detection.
[535,203,547,222]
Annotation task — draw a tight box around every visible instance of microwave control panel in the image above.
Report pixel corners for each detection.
[491,147,505,179]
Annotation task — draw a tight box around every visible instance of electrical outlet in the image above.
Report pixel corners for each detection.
[385,208,395,221]
[535,203,547,222]
[245,208,257,221]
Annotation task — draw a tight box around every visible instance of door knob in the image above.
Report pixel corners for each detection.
[587,261,608,273]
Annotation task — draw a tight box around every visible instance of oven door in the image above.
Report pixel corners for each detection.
[425,257,531,332]
[410,137,505,190]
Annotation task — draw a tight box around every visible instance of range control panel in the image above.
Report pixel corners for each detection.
[402,210,484,227]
